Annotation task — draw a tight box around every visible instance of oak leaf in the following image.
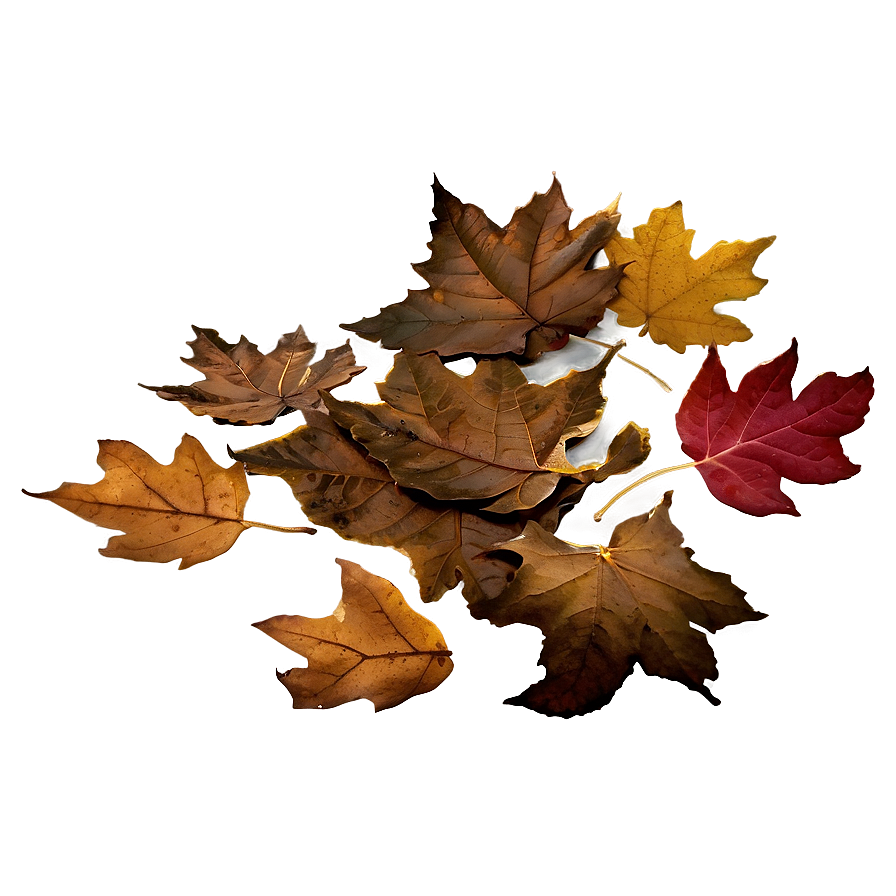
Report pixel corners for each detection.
[232,411,650,603]
[141,325,364,425]
[473,493,764,717]
[677,340,874,516]
[322,349,627,512]
[604,202,775,353]
[342,177,623,360]
[24,435,314,569]
[255,558,453,711]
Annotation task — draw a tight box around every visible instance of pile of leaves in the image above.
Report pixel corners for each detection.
[25,178,874,716]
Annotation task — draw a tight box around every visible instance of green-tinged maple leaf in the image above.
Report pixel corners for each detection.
[141,325,364,425]
[473,492,764,716]
[24,435,314,569]
[605,202,775,353]
[231,411,650,603]
[255,559,453,711]
[342,177,623,360]
[322,347,631,512]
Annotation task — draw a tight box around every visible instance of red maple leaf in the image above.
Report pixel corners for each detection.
[676,340,874,516]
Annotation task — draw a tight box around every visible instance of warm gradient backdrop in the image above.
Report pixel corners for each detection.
[3,3,892,894]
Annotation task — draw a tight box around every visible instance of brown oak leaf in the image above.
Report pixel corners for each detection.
[322,348,628,512]
[342,177,623,361]
[255,559,453,711]
[141,325,364,425]
[24,435,314,569]
[232,411,650,603]
[473,492,764,716]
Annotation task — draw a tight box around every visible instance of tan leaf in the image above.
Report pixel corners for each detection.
[472,492,764,716]
[141,325,364,425]
[24,435,314,569]
[232,411,649,603]
[322,348,624,512]
[255,559,453,711]
[342,177,623,360]
[605,202,775,353]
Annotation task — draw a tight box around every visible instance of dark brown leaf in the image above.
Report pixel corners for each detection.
[232,411,649,603]
[141,325,364,425]
[342,177,623,360]
[473,492,764,716]
[322,348,628,512]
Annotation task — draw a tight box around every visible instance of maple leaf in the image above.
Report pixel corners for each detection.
[141,325,364,425]
[24,435,314,569]
[255,558,453,711]
[342,177,623,360]
[322,349,628,512]
[676,340,874,516]
[604,202,775,353]
[473,493,764,717]
[232,410,650,603]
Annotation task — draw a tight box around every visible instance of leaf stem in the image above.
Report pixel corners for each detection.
[244,520,317,534]
[593,462,696,521]
[572,336,672,392]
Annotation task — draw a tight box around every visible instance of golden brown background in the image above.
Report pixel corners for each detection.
[4,2,890,894]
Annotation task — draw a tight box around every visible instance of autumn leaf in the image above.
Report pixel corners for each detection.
[24,435,314,569]
[676,340,874,516]
[473,493,764,717]
[141,325,364,425]
[255,558,453,711]
[233,410,523,603]
[572,422,652,486]
[322,348,629,512]
[232,410,650,603]
[604,202,775,353]
[342,177,623,360]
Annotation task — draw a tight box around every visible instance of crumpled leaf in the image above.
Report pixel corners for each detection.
[141,325,364,425]
[255,558,453,711]
[232,410,650,603]
[677,340,874,516]
[605,202,775,353]
[342,177,623,361]
[322,348,627,512]
[473,492,764,717]
[24,435,314,569]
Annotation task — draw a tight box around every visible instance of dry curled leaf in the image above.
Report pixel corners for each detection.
[474,493,764,717]
[605,202,775,353]
[322,348,628,512]
[677,340,874,516]
[255,558,453,711]
[24,434,314,569]
[141,325,364,425]
[343,177,623,360]
[233,411,650,603]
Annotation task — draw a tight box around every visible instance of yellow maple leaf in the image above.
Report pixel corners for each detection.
[605,202,775,353]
